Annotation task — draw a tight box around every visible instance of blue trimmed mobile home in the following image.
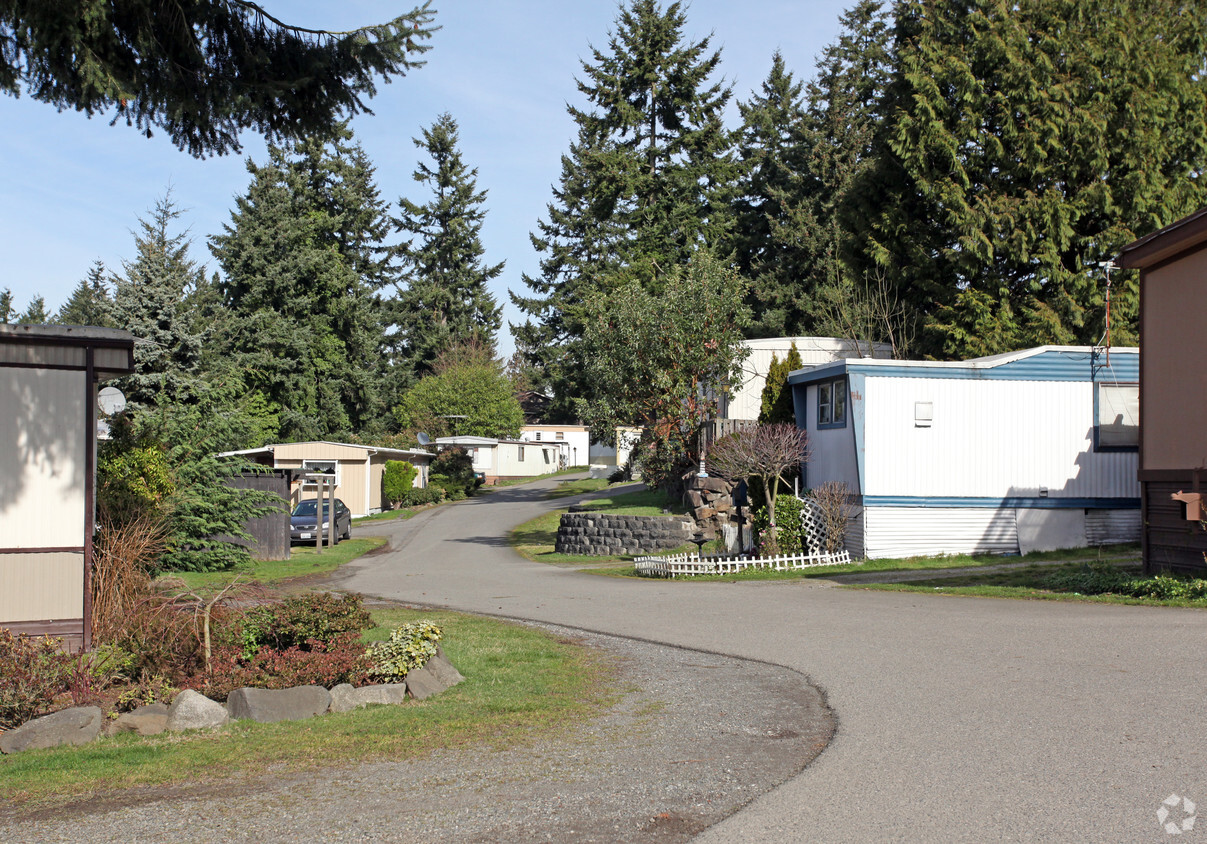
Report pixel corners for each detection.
[787,346,1139,559]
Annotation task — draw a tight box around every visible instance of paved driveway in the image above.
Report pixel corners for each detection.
[340,477,1207,842]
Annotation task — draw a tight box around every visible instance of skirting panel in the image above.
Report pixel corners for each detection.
[0,552,84,622]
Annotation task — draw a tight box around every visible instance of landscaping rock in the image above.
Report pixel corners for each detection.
[227,685,331,723]
[427,649,466,688]
[328,683,409,713]
[0,706,102,754]
[105,702,169,737]
[404,664,444,700]
[165,690,229,731]
[555,512,694,555]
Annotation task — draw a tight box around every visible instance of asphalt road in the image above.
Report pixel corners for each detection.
[339,476,1207,842]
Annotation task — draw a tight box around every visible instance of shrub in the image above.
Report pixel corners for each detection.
[114,674,177,713]
[400,486,445,506]
[0,631,73,729]
[109,598,212,684]
[1044,563,1207,601]
[191,633,371,700]
[382,460,418,508]
[430,473,472,500]
[751,495,806,554]
[240,592,373,657]
[367,621,443,683]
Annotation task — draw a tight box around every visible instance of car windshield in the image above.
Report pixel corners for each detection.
[292,501,331,518]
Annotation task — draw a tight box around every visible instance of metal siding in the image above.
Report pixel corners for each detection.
[273,442,369,461]
[2,367,87,548]
[864,507,1018,559]
[340,460,368,517]
[0,553,84,622]
[725,337,890,420]
[862,377,1138,501]
[803,382,860,492]
[1085,509,1142,545]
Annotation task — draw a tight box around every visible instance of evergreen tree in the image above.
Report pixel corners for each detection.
[511,0,734,418]
[846,0,1207,359]
[0,289,13,323]
[107,192,207,406]
[1,1,436,157]
[757,342,803,424]
[16,295,49,324]
[389,113,503,380]
[731,53,813,338]
[211,126,391,440]
[57,260,114,326]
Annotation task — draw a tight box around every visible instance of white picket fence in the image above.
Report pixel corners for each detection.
[633,548,855,578]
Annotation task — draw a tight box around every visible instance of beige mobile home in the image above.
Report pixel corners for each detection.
[436,435,560,484]
[218,441,433,517]
[0,325,135,651]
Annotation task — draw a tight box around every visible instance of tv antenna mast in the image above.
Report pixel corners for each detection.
[1097,260,1117,367]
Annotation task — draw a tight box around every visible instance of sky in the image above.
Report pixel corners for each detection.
[1,1,855,357]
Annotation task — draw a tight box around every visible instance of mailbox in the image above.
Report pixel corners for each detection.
[1171,490,1204,521]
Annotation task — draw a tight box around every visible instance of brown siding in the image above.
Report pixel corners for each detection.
[220,471,292,561]
[1140,250,1207,471]
[1143,477,1207,575]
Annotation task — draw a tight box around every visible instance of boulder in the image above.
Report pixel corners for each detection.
[226,686,331,723]
[0,706,102,754]
[328,683,409,713]
[105,702,169,737]
[427,650,466,688]
[165,689,229,732]
[404,664,444,700]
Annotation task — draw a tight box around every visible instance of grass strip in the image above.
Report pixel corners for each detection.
[160,537,388,593]
[0,609,613,808]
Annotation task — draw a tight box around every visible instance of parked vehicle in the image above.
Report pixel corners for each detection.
[290,498,352,544]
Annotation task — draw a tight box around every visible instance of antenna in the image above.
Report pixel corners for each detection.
[1098,260,1116,367]
[416,431,430,446]
[97,386,126,416]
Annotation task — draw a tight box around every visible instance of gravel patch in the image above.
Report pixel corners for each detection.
[0,625,834,843]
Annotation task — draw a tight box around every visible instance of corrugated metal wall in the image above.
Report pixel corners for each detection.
[862,377,1138,500]
[865,507,1019,559]
[1085,510,1142,545]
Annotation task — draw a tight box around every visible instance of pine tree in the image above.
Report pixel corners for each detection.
[731,53,814,338]
[0,289,13,323]
[57,260,114,326]
[389,113,503,381]
[211,125,391,440]
[757,342,803,424]
[511,0,734,419]
[107,192,207,406]
[16,295,49,324]
[846,0,1207,359]
[1,1,436,157]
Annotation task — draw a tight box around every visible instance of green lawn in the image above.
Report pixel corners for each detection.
[352,507,418,524]
[545,477,611,499]
[485,465,592,489]
[509,487,687,566]
[161,537,388,594]
[0,609,614,808]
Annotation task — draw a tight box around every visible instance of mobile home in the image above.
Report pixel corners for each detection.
[787,346,1140,559]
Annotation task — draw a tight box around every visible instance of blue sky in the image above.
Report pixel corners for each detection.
[1,1,854,356]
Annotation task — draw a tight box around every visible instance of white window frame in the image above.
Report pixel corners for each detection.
[1096,382,1138,450]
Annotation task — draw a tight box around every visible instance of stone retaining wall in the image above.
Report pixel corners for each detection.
[555,511,694,556]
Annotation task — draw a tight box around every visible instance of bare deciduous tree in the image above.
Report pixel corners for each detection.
[809,481,855,554]
[707,423,810,552]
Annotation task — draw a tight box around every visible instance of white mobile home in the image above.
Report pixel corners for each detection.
[519,424,590,469]
[436,436,560,484]
[787,346,1140,559]
[718,336,892,421]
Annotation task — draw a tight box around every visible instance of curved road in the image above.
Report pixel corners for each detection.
[340,476,1207,842]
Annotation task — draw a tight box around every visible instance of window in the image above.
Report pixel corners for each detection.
[518,446,525,462]
[1096,383,1138,449]
[302,459,338,488]
[534,432,542,441]
[543,449,552,464]
[555,431,564,440]
[817,378,847,428]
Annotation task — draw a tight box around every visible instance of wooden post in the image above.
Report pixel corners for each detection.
[327,476,335,550]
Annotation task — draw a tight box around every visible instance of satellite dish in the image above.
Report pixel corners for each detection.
[416,432,431,446]
[98,386,127,416]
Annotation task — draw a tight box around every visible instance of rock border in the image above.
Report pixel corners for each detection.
[0,650,464,755]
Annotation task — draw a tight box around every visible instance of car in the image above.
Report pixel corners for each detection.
[290,498,352,544]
